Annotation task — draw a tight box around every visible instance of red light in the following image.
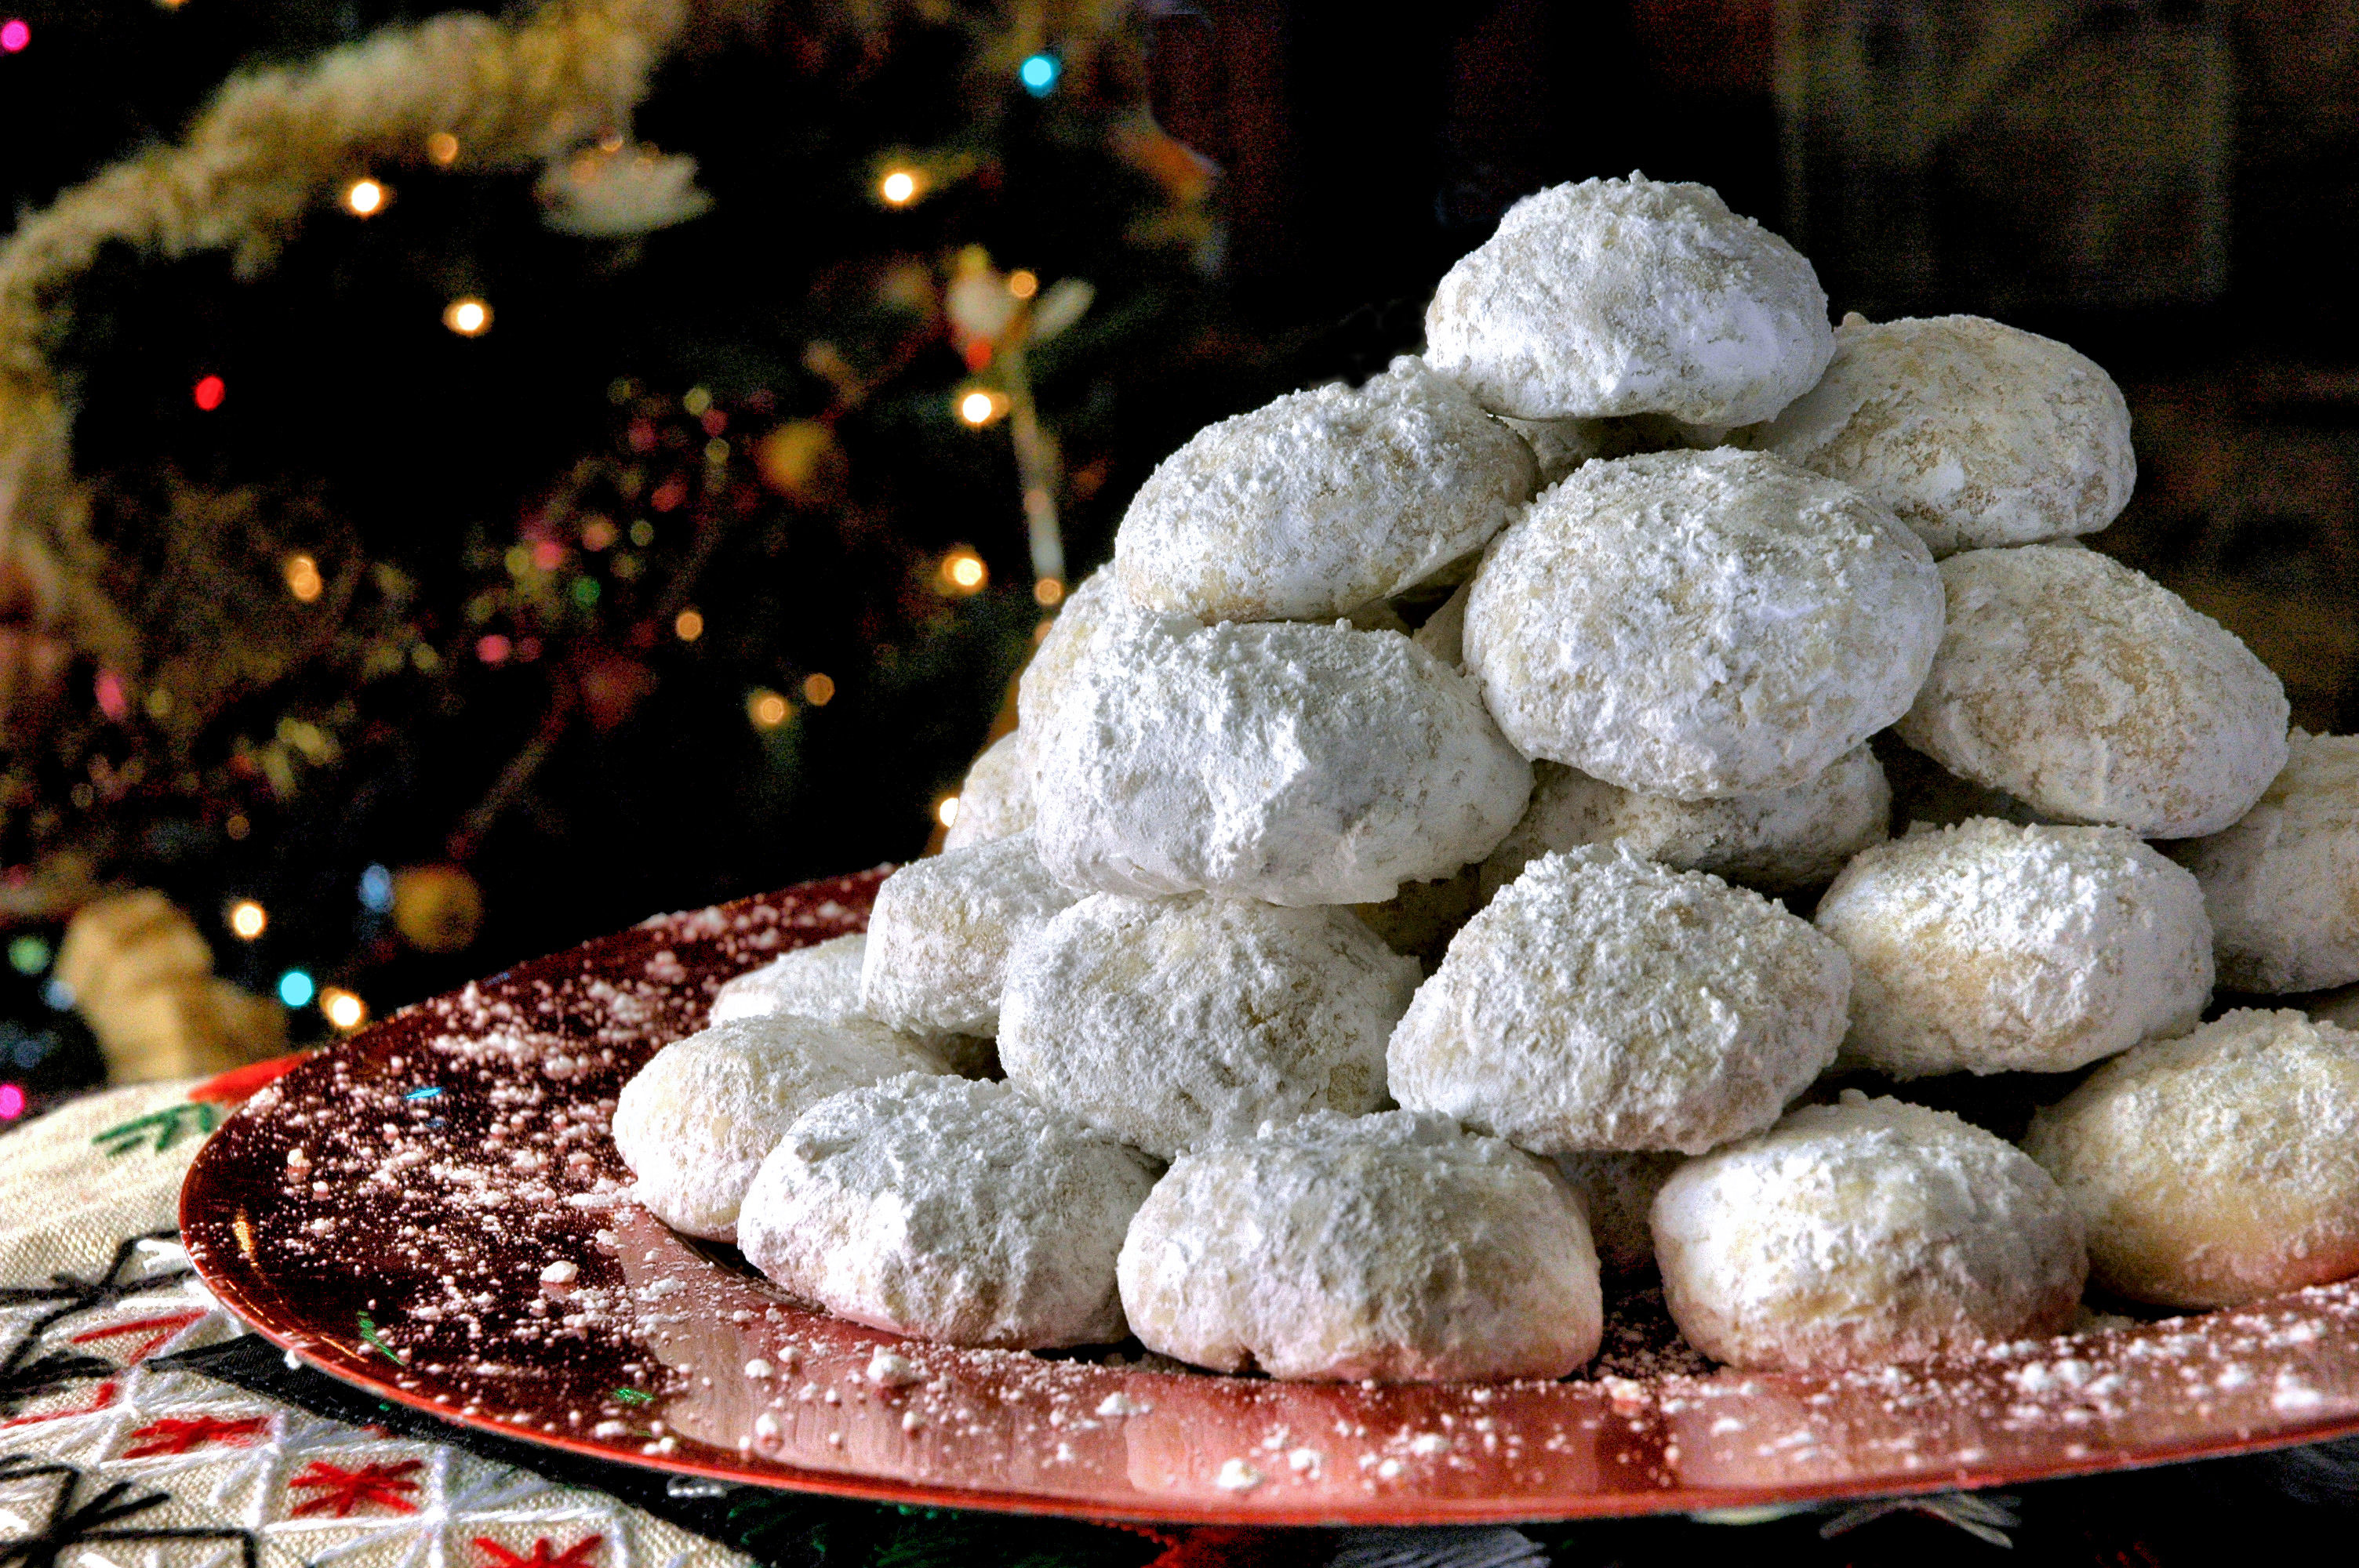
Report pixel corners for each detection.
[0,20,27,53]
[193,375,226,411]
[0,1084,23,1120]
[475,633,512,665]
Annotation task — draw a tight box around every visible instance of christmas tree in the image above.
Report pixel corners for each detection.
[0,0,1256,1110]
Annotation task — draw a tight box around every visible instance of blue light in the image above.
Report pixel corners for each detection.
[41,978,73,1011]
[278,969,316,1008]
[1019,53,1059,96]
[359,863,394,913]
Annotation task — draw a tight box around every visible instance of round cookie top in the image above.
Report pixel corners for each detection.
[1747,314,2136,556]
[942,729,1034,851]
[739,1073,1158,1348]
[610,1014,951,1243]
[1387,843,1851,1155]
[1895,545,2288,838]
[1463,448,1943,798]
[1032,616,1532,906]
[2169,731,2359,993]
[2023,1009,2359,1308]
[1481,746,1891,899]
[998,892,1419,1159]
[710,931,869,1026]
[1424,174,1834,426]
[858,830,1080,1038]
[1113,356,1537,623]
[1653,1091,2087,1370]
[1816,819,2213,1078]
[1016,569,1201,782]
[1115,1109,1602,1381]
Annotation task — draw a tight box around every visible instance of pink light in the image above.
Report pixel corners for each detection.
[95,670,129,720]
[194,375,226,411]
[0,1084,24,1120]
[0,20,28,53]
[476,633,512,665]
[531,539,565,571]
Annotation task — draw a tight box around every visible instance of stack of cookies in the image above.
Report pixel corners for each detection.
[615,174,2359,1381]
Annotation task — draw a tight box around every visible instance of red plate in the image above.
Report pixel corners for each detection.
[182,870,2359,1525]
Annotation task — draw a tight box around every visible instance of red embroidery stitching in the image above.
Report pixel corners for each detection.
[472,1534,603,1568]
[287,1458,425,1516]
[121,1414,272,1457]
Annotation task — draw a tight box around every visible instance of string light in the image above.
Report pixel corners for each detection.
[228,900,267,940]
[1034,576,1065,607]
[1019,53,1060,96]
[673,608,704,641]
[6,935,49,975]
[956,388,1008,426]
[321,988,367,1029]
[747,689,792,728]
[936,549,988,596]
[284,553,324,602]
[800,672,834,706]
[343,178,387,216]
[359,863,394,913]
[443,297,492,336]
[0,20,28,53]
[192,375,226,412]
[476,633,512,664]
[936,796,961,828]
[426,132,460,166]
[0,1085,21,1121]
[1008,269,1040,300]
[225,813,251,840]
[879,168,921,206]
[277,969,315,1008]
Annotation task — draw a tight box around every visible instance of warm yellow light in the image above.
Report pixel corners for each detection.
[1034,575,1065,607]
[748,689,792,728]
[443,297,491,336]
[225,813,251,841]
[285,554,324,603]
[674,608,704,642]
[936,795,961,828]
[322,988,367,1030]
[880,169,919,206]
[950,555,986,589]
[426,132,460,166]
[228,901,267,940]
[937,550,988,596]
[956,388,1010,426]
[1008,269,1039,300]
[801,673,835,706]
[343,179,386,216]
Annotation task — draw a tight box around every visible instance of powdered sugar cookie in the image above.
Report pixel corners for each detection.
[859,830,1080,1036]
[1816,820,2212,1078]
[943,730,1033,851]
[999,893,1419,1158]
[1427,175,1833,426]
[1747,314,2135,556]
[1032,617,1531,906]
[1464,448,1942,798]
[2169,731,2359,993]
[1015,570,1201,779]
[740,1074,1158,1348]
[1389,844,1850,1154]
[1655,1091,2085,1370]
[1896,546,2288,837]
[611,1015,950,1243]
[1500,412,1724,488]
[1114,356,1536,623]
[1555,1151,1681,1276]
[1117,1110,1601,1381]
[710,932,868,1025]
[1481,746,1889,899]
[2024,1010,2359,1308]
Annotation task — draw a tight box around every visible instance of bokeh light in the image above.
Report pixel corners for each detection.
[426,132,460,166]
[936,795,961,828]
[343,178,386,216]
[956,389,1008,426]
[359,863,394,913]
[6,936,49,975]
[277,969,315,1008]
[0,1085,23,1120]
[322,988,366,1029]
[228,900,267,940]
[285,553,324,602]
[801,672,834,706]
[1034,576,1065,607]
[1008,269,1040,300]
[1019,53,1059,96]
[443,297,491,336]
[938,549,988,595]
[192,375,226,412]
[674,608,704,641]
[747,689,792,728]
[1,20,29,53]
[879,169,919,206]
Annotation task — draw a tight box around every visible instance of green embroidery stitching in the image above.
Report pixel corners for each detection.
[92,1102,220,1156]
